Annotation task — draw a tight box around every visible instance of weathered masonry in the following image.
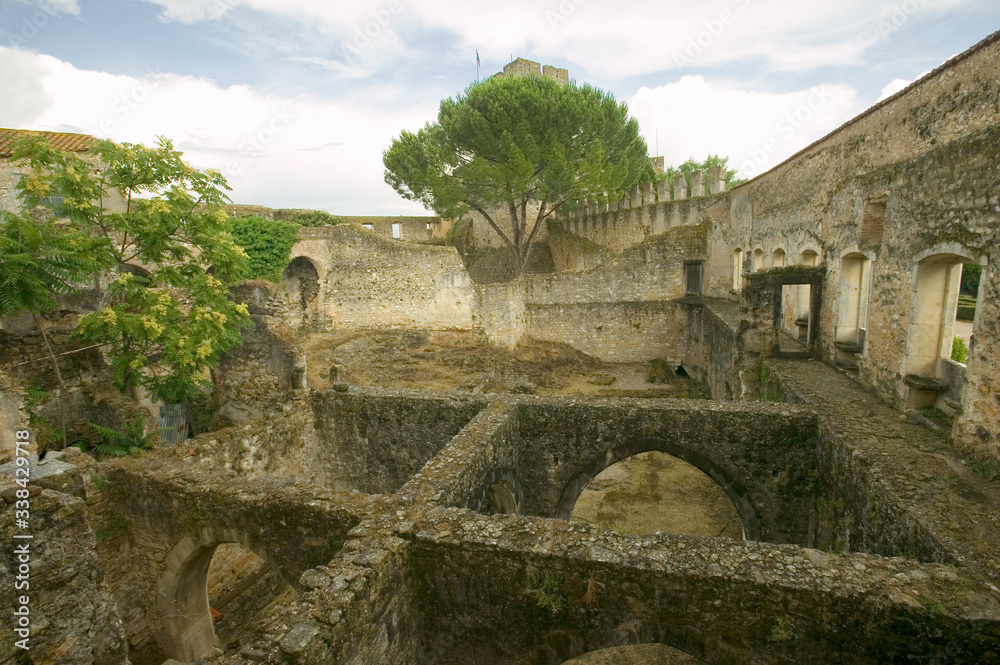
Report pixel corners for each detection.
[2,28,1000,665]
[5,353,1000,664]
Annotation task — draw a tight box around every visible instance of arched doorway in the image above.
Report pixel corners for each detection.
[282,256,321,329]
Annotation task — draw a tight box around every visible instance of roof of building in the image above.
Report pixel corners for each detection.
[0,128,96,158]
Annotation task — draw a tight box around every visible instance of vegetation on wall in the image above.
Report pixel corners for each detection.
[229,214,300,282]
[659,154,746,193]
[384,74,653,276]
[952,335,969,364]
[289,209,342,227]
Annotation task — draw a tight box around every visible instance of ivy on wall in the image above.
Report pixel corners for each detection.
[228,215,300,282]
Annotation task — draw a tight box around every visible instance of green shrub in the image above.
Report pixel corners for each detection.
[951,335,969,364]
[289,209,341,227]
[956,294,977,321]
[228,215,300,282]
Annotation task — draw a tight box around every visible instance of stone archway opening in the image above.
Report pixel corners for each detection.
[282,256,320,328]
[158,536,296,662]
[569,450,746,540]
[484,481,519,514]
[206,543,295,651]
[471,469,524,516]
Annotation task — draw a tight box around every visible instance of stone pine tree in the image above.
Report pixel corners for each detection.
[383,74,653,276]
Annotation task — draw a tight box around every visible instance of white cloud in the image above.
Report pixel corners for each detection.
[877,77,914,101]
[629,75,861,179]
[0,46,434,215]
[131,0,978,76]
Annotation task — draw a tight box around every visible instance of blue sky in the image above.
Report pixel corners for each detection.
[1,0,997,215]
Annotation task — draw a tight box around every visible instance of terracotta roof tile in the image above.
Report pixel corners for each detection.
[0,128,97,158]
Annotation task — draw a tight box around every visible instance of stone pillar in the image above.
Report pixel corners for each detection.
[642,181,654,206]
[673,175,687,201]
[709,166,726,195]
[691,170,705,198]
[657,178,670,202]
[599,197,609,213]
[629,186,641,208]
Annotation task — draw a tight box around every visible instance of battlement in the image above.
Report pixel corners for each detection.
[551,166,728,255]
[498,57,569,85]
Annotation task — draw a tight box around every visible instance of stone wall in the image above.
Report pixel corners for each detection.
[410,511,996,665]
[692,33,1000,462]
[289,225,475,332]
[311,388,487,494]
[526,301,685,362]
[0,452,129,665]
[476,224,710,358]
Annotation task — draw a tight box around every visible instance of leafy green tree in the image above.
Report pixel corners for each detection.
[661,154,746,194]
[960,263,981,295]
[228,215,300,282]
[13,135,251,405]
[383,75,653,276]
[0,210,103,445]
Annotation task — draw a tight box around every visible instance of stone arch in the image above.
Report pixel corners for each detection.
[282,256,321,328]
[157,528,296,662]
[469,468,524,515]
[771,248,786,267]
[752,248,764,272]
[554,439,761,540]
[798,248,820,266]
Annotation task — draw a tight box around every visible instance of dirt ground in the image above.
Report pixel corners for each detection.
[304,329,703,398]
[572,451,743,540]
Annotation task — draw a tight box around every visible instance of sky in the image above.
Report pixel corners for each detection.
[0,1,997,216]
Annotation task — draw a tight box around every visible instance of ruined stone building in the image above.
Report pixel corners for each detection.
[2,31,1000,665]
